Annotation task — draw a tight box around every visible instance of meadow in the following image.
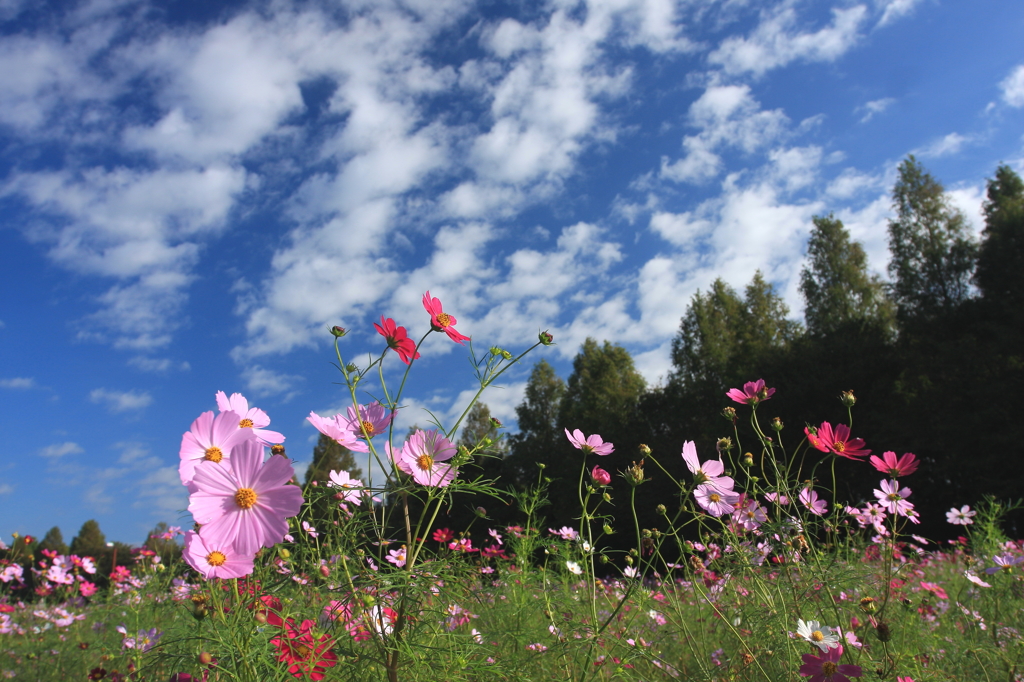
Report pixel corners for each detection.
[2,295,1021,682]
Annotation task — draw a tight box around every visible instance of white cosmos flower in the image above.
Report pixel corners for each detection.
[796,619,841,652]
[565,561,583,575]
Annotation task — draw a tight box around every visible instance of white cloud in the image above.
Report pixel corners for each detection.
[948,184,986,236]
[708,5,868,77]
[0,377,35,389]
[916,132,973,158]
[826,167,885,199]
[1000,65,1024,108]
[0,483,12,495]
[241,365,304,400]
[857,97,895,123]
[40,441,84,458]
[89,388,153,413]
[127,356,191,373]
[876,0,924,27]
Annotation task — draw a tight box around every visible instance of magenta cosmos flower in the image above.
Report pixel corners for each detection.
[799,645,862,682]
[216,391,285,446]
[422,291,471,344]
[805,422,871,460]
[342,403,393,441]
[179,410,255,486]
[391,429,459,487]
[591,465,611,486]
[182,530,254,580]
[188,440,304,556]
[565,429,614,456]
[869,451,918,477]
[307,412,369,453]
[726,379,776,405]
[374,316,420,364]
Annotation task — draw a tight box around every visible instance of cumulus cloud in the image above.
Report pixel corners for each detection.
[876,0,924,27]
[241,365,304,400]
[0,377,35,389]
[857,97,895,123]
[40,441,84,458]
[1001,65,1024,108]
[916,132,973,158]
[89,388,153,413]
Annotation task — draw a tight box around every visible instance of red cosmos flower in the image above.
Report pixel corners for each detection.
[272,619,338,680]
[869,451,918,477]
[432,527,455,543]
[422,291,471,344]
[374,316,420,364]
[805,422,870,460]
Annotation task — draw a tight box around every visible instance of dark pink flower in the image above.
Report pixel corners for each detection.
[565,429,614,456]
[422,291,471,344]
[591,465,611,486]
[374,316,420,364]
[805,422,870,460]
[271,619,338,680]
[799,645,862,682]
[869,451,918,477]
[726,379,775,405]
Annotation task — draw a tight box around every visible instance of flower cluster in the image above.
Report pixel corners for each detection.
[682,441,740,517]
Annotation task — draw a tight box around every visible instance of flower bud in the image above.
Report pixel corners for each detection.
[624,555,633,566]
[539,330,554,345]
[840,390,857,407]
[624,461,646,486]
[875,621,891,642]
[193,605,208,620]
[638,444,651,457]
[859,596,876,614]
[591,465,611,486]
[716,437,733,454]
[199,652,214,665]
[475,506,487,518]
[490,346,503,356]
[345,363,358,373]
[656,504,667,516]
[599,554,610,564]
[722,407,737,422]
[319,565,330,578]
[271,444,286,456]
[602,492,612,502]
[501,350,513,360]
[537,462,547,470]
[490,417,503,429]
[603,524,614,535]
[771,417,783,432]
[329,325,347,338]
[279,549,291,559]
[742,452,754,467]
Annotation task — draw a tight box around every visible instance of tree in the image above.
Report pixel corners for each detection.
[504,360,566,486]
[887,155,978,320]
[975,164,1024,308]
[69,519,106,559]
[800,214,894,336]
[38,526,68,556]
[304,433,363,488]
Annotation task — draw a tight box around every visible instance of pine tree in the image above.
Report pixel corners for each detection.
[38,526,68,556]
[69,520,106,559]
[887,155,978,320]
[505,360,566,486]
[975,164,1024,308]
[800,214,895,336]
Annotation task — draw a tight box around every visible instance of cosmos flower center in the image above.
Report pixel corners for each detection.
[834,441,846,452]
[206,551,227,567]
[887,492,901,501]
[293,643,312,659]
[436,312,452,328]
[204,446,223,463]
[693,471,708,484]
[821,661,837,675]
[360,420,376,436]
[235,488,258,509]
[239,418,254,428]
[810,630,824,642]
[746,511,756,519]
[416,454,434,470]
[709,493,721,503]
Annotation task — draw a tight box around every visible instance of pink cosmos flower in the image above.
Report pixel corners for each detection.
[873,479,914,517]
[179,410,256,486]
[307,412,369,453]
[374,316,420,364]
[549,526,579,541]
[342,403,393,441]
[391,429,459,487]
[78,580,97,597]
[947,505,975,525]
[726,379,776,405]
[422,291,471,344]
[386,547,407,567]
[732,498,767,531]
[869,451,918,478]
[920,581,948,599]
[800,488,828,516]
[182,530,254,580]
[216,391,285,446]
[188,440,304,556]
[681,441,734,490]
[985,554,1024,574]
[565,429,614,456]
[327,470,364,506]
[694,484,740,517]
[799,645,862,682]
[591,465,611,486]
[433,528,454,543]
[805,422,870,460]
[964,571,992,588]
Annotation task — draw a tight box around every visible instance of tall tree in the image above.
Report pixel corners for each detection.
[69,519,106,559]
[304,433,364,487]
[38,526,68,556]
[800,214,895,336]
[887,155,978,321]
[505,360,566,487]
[975,164,1024,309]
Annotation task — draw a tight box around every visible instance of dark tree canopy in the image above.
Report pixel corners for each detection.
[505,359,565,486]
[69,519,106,559]
[38,526,68,556]
[304,433,364,488]
[975,164,1024,308]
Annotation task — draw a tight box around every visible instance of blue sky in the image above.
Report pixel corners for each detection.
[1,0,1022,545]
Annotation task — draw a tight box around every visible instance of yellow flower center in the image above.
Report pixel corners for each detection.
[294,643,312,659]
[811,630,824,642]
[206,551,227,567]
[436,312,452,328]
[204,446,223,463]
[746,511,756,519]
[709,493,721,503]
[834,441,846,452]
[361,420,376,436]
[234,488,258,509]
[239,418,254,428]
[416,454,434,470]
[821,661,837,675]
[887,492,901,502]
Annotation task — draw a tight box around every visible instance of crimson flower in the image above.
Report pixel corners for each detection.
[422,291,471,344]
[726,379,775,405]
[271,619,338,680]
[374,316,420,364]
[869,451,918,477]
[798,645,862,682]
[805,422,870,460]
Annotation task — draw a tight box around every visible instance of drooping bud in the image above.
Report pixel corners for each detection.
[875,621,891,642]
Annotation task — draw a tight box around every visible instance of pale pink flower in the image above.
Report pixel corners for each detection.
[179,410,256,485]
[216,391,285,446]
[422,291,471,344]
[964,571,992,588]
[302,521,318,538]
[327,470,364,506]
[391,429,458,487]
[681,441,734,490]
[386,547,407,567]
[188,440,304,556]
[985,554,1024,574]
[342,403,393,441]
[307,411,369,453]
[565,429,614,456]
[549,526,579,541]
[947,505,975,525]
[182,530,254,580]
[694,484,740,517]
[873,479,914,517]
[799,488,828,516]
[726,379,776,405]
[733,498,767,531]
[869,451,918,477]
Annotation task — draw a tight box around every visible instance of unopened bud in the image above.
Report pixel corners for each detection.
[642,528,652,538]
[345,363,358,373]
[279,549,290,559]
[875,621,891,642]
[722,407,737,422]
[490,417,503,429]
[537,462,547,470]
[600,554,610,563]
[742,452,754,467]
[624,556,633,566]
[716,437,733,454]
[199,652,214,665]
[319,565,330,578]
[638,444,651,457]
[859,597,875,613]
[603,492,612,502]
[490,346,503,356]
[475,506,487,518]
[656,504,667,516]
[271,444,286,456]
[840,390,856,407]
[193,605,208,620]
[330,325,347,338]
[501,350,512,360]
[771,417,783,432]
[538,330,554,345]
[625,460,646,486]
[603,524,614,535]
